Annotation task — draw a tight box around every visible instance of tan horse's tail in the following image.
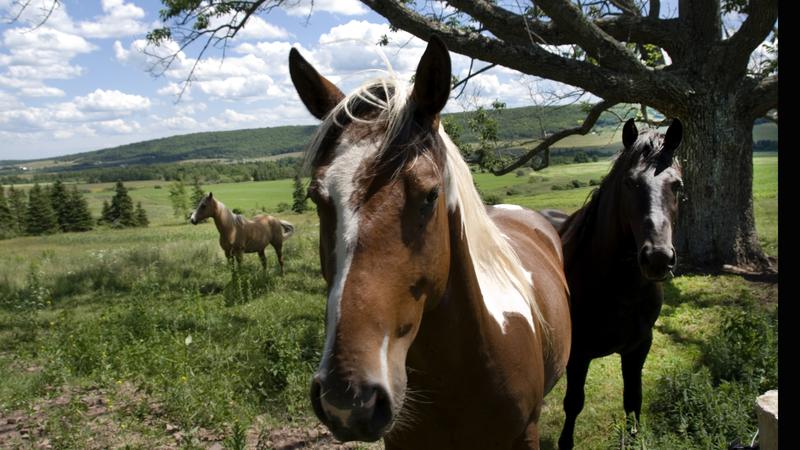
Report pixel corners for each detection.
[279,220,295,240]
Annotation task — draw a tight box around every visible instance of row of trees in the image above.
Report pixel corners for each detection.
[99,181,149,228]
[0,157,303,186]
[0,180,93,239]
[0,180,149,239]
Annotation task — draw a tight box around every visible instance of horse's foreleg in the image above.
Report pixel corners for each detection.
[621,335,652,434]
[558,355,591,450]
[258,249,267,272]
[513,411,542,450]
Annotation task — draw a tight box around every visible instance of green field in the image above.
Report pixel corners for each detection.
[0,156,777,448]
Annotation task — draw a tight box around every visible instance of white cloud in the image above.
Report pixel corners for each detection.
[74,89,151,113]
[158,114,202,131]
[0,10,94,97]
[20,86,66,97]
[208,14,290,41]
[53,124,96,140]
[0,0,77,33]
[0,27,95,78]
[284,0,367,17]
[95,118,140,134]
[78,0,148,39]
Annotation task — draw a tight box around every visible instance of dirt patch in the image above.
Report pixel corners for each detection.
[256,423,383,449]
[0,382,177,449]
[1,383,384,449]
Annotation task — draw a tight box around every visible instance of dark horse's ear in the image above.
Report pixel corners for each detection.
[411,35,452,125]
[622,118,638,149]
[662,118,683,158]
[289,48,345,120]
[208,192,213,198]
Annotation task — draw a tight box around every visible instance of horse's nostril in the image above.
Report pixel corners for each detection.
[669,249,677,267]
[310,376,326,424]
[369,384,392,434]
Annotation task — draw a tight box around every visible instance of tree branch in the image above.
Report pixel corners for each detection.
[491,100,619,175]
[533,0,645,73]
[361,0,685,108]
[742,74,778,120]
[452,61,497,99]
[446,0,682,54]
[721,0,778,74]
[678,0,720,45]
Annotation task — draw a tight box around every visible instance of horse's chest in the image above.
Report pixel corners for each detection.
[573,291,661,356]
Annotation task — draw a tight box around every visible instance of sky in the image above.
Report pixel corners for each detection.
[0,1,772,161]
[0,0,562,161]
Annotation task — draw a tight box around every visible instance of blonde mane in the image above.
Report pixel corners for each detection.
[302,75,546,333]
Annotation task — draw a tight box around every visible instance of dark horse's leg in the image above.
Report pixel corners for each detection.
[257,249,267,272]
[621,335,652,433]
[273,242,284,276]
[558,355,591,450]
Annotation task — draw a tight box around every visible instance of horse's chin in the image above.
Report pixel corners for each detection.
[640,266,672,282]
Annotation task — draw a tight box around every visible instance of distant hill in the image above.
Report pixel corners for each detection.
[1,125,318,170]
[2,104,778,172]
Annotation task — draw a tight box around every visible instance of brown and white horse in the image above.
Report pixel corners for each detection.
[190,193,294,274]
[289,36,571,449]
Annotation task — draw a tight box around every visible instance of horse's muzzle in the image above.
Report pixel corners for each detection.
[310,374,393,442]
[638,244,676,281]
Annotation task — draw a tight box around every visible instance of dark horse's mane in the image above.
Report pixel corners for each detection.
[561,127,680,263]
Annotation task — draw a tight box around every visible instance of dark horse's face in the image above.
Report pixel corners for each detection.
[618,119,683,281]
[189,193,214,224]
[289,38,453,442]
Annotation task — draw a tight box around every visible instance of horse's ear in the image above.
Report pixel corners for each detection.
[662,118,683,158]
[411,35,452,123]
[208,192,213,198]
[622,118,638,149]
[289,48,344,120]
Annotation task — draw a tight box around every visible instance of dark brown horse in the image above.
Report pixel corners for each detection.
[289,36,572,449]
[543,118,683,449]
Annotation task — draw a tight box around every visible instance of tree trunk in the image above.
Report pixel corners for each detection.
[675,95,772,272]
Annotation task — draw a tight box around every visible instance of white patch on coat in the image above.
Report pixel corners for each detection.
[494,204,523,210]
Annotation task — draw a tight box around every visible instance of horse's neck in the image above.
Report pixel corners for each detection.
[571,185,639,279]
[212,202,235,235]
[406,211,493,385]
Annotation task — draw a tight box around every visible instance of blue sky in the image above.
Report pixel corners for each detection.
[0,1,770,161]
[1,0,548,160]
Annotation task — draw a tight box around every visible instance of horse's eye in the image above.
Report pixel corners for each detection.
[671,180,683,193]
[307,181,322,204]
[425,187,439,205]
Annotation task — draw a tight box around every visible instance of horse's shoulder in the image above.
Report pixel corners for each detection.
[488,204,560,240]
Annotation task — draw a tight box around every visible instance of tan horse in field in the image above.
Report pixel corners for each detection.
[190,193,294,274]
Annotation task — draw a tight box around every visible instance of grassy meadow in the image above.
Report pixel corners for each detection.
[0,155,777,449]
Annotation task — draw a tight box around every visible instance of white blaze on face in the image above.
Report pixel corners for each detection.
[318,135,380,374]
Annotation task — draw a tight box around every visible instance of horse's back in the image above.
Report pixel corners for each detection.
[486,204,571,393]
[253,214,284,244]
[539,208,569,233]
